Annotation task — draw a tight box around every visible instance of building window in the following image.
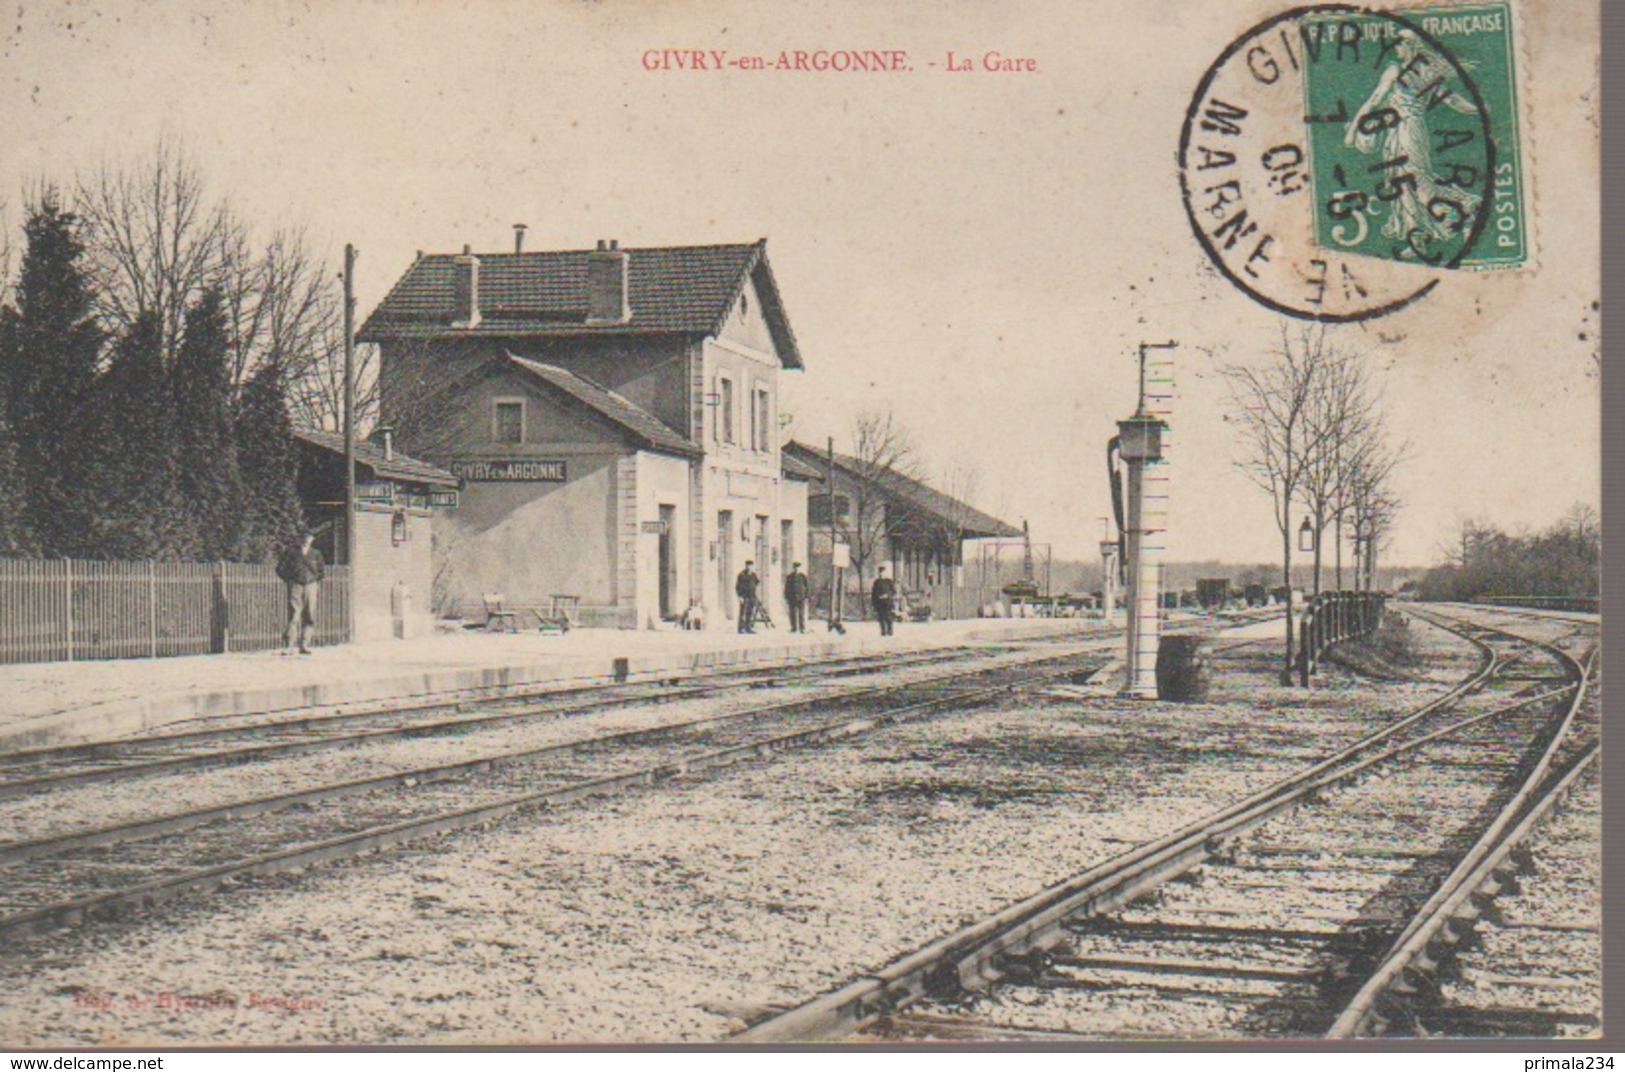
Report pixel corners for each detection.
[748,381,758,453]
[809,494,850,526]
[493,399,525,444]
[756,388,772,452]
[719,376,735,444]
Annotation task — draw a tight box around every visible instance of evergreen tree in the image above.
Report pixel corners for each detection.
[0,401,35,555]
[233,360,304,561]
[172,287,244,559]
[0,194,104,554]
[81,311,199,559]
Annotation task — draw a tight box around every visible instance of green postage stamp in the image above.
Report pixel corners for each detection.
[1301,3,1527,270]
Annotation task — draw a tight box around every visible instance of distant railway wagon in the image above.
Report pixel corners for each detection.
[1196,578,1230,609]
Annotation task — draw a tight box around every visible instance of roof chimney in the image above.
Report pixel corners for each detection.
[380,425,395,461]
[452,246,481,329]
[514,223,528,254]
[586,238,631,324]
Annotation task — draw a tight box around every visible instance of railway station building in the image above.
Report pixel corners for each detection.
[358,238,811,630]
[292,427,460,642]
[782,441,1020,620]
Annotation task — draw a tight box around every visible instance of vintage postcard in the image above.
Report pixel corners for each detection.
[0,0,1602,1052]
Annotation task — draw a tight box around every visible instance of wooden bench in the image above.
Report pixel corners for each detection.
[482,593,523,633]
[534,594,579,634]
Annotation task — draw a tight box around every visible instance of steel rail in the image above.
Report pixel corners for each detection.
[0,651,1095,941]
[732,612,1563,1042]
[0,644,1112,867]
[0,645,1032,800]
[1326,643,1597,1038]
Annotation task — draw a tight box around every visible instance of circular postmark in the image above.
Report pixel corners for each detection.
[1179,5,1495,321]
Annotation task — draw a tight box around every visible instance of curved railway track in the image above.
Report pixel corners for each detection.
[735,604,1598,1042]
[0,639,1125,941]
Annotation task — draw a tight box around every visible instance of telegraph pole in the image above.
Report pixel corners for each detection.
[342,244,358,636]
[827,436,841,630]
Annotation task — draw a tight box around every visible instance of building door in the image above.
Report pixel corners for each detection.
[658,504,677,620]
[755,514,771,616]
[717,510,734,620]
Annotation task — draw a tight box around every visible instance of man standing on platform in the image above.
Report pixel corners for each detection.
[871,564,898,637]
[277,529,325,654]
[735,560,760,634]
[784,561,809,634]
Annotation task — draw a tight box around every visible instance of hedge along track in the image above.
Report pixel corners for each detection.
[733,607,1592,1042]
[0,641,1124,941]
[0,643,1047,799]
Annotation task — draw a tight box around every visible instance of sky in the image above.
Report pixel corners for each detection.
[0,0,1599,566]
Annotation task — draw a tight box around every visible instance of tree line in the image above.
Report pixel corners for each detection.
[1418,507,1599,603]
[0,144,354,563]
[1222,322,1403,682]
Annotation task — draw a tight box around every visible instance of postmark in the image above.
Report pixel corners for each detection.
[1179,4,1518,321]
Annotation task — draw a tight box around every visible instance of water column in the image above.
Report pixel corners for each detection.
[1098,537,1118,624]
[1118,343,1175,698]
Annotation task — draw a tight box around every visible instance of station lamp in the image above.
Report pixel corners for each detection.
[1298,516,1315,553]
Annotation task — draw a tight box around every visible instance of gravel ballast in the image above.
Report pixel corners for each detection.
[0,620,1509,1045]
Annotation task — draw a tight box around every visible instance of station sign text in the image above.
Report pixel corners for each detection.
[451,460,568,482]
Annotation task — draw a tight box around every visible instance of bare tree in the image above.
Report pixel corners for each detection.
[1299,346,1381,595]
[75,138,233,358]
[841,407,919,596]
[1223,322,1345,684]
[1346,444,1404,592]
[76,139,352,430]
[220,225,354,429]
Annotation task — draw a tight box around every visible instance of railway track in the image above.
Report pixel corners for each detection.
[0,645,1031,799]
[735,604,1598,1041]
[0,639,1122,940]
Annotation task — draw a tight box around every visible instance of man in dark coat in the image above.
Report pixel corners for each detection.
[871,564,898,637]
[735,560,760,634]
[784,561,810,633]
[276,530,325,654]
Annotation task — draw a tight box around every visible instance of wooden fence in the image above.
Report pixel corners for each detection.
[0,559,351,665]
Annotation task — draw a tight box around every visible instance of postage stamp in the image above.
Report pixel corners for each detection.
[1178,3,1527,321]
[1301,3,1526,270]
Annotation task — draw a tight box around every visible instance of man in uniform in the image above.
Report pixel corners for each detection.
[735,560,760,634]
[277,529,325,654]
[784,561,810,634]
[871,564,898,637]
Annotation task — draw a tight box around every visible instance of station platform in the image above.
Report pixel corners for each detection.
[0,616,1104,752]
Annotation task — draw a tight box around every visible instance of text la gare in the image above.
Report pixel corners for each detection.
[947,50,1039,72]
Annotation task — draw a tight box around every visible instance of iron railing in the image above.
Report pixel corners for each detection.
[0,559,351,665]
[1297,590,1386,685]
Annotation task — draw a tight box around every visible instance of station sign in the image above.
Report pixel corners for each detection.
[357,480,394,504]
[428,490,460,509]
[641,520,668,534]
[451,459,568,482]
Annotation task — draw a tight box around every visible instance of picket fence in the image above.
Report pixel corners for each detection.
[0,559,351,664]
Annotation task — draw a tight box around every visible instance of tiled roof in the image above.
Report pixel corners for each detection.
[786,441,1020,539]
[359,240,803,369]
[294,427,459,487]
[780,449,825,483]
[508,356,699,458]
